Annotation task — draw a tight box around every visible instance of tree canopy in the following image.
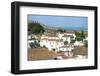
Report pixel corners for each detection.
[64,41,68,45]
[28,22,45,34]
[84,40,88,48]
[75,30,86,42]
[57,29,65,33]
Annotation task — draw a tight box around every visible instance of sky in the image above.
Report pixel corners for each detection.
[28,15,88,31]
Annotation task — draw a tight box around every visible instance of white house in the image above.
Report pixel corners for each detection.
[58,33,64,39]
[40,32,76,52]
[40,38,64,51]
[47,39,59,51]
[55,45,74,57]
[74,41,84,46]
[62,35,72,44]
[28,34,39,40]
[28,39,39,48]
[28,43,31,48]
[83,37,88,41]
[58,45,74,52]
[40,38,47,47]
[86,37,88,41]
[41,35,48,39]
[64,31,76,38]
[28,35,31,40]
[28,40,35,48]
[58,32,75,44]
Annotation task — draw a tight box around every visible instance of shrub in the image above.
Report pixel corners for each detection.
[30,42,35,48]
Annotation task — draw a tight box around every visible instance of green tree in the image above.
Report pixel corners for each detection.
[70,36,76,44]
[70,40,75,44]
[34,40,40,47]
[75,30,85,42]
[28,22,45,34]
[64,41,68,45]
[30,42,35,48]
[80,30,85,41]
[57,29,65,33]
[84,40,88,48]
[43,45,46,48]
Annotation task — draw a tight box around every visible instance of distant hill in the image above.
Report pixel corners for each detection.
[42,24,87,32]
[42,24,66,31]
[28,21,87,32]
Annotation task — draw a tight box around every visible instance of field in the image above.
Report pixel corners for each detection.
[28,48,70,61]
[28,48,58,61]
[73,46,88,55]
[28,46,87,61]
